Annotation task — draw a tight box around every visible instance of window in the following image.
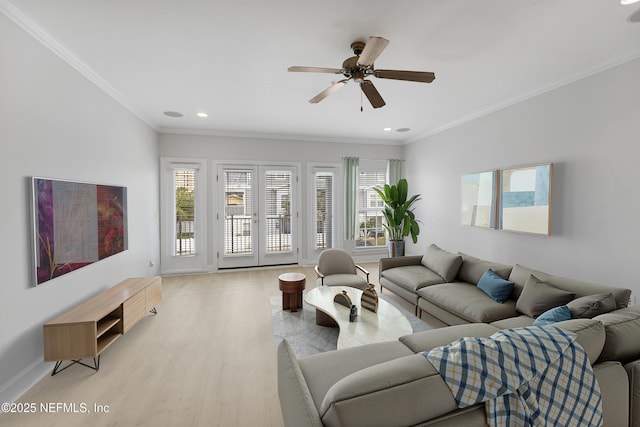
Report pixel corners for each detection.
[314,171,334,250]
[174,169,196,256]
[356,163,387,248]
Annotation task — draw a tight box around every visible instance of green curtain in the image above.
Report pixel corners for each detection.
[344,157,359,240]
[388,159,403,185]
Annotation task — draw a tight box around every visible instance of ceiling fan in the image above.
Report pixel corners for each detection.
[288,36,435,109]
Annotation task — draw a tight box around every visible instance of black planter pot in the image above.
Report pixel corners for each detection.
[389,240,405,257]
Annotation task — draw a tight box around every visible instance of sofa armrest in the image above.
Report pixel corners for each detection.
[379,255,423,274]
[319,354,458,427]
[277,340,324,427]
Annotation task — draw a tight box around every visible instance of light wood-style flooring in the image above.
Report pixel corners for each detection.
[1,264,440,427]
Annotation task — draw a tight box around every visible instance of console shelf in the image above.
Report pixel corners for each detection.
[43,276,161,375]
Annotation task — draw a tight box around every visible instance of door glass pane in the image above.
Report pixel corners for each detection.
[224,170,253,254]
[174,169,196,256]
[315,171,333,250]
[264,170,292,253]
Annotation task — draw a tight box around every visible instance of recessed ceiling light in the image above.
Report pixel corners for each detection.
[196,112,209,118]
[621,0,640,4]
[163,111,183,118]
[383,127,392,131]
[396,128,411,133]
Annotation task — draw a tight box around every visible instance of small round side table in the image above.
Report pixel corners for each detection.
[278,272,306,312]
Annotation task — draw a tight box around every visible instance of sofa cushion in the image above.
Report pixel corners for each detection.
[421,244,462,282]
[418,282,518,323]
[533,305,571,326]
[625,360,640,427]
[317,274,368,290]
[508,264,631,309]
[380,265,446,292]
[477,268,515,303]
[490,315,535,329]
[567,293,616,319]
[515,274,576,318]
[594,306,640,364]
[552,318,606,365]
[457,252,513,285]
[491,318,604,364]
[399,323,500,353]
[594,361,629,427]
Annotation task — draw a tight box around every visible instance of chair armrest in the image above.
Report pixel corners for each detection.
[355,264,370,282]
[315,265,325,286]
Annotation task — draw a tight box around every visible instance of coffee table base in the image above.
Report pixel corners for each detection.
[315,309,338,327]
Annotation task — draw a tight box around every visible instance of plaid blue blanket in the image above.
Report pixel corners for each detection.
[423,326,603,427]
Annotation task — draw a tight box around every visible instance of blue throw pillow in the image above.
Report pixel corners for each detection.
[533,305,572,326]
[477,268,514,303]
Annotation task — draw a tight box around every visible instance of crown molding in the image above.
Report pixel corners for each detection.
[159,127,403,146]
[0,0,158,131]
[405,50,640,145]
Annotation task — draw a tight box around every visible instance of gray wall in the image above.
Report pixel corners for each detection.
[404,57,640,298]
[0,14,160,401]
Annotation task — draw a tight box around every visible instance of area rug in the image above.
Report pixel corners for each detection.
[271,292,431,357]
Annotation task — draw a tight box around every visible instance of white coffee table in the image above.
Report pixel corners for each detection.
[304,285,412,349]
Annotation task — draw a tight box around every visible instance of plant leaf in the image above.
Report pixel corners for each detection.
[397,179,408,204]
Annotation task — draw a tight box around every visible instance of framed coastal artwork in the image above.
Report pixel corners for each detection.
[461,170,497,228]
[31,177,128,285]
[499,163,552,235]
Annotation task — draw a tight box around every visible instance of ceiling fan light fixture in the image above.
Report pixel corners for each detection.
[196,112,209,118]
[383,127,392,131]
[288,36,435,107]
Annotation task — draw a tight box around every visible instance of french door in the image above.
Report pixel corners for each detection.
[217,164,299,268]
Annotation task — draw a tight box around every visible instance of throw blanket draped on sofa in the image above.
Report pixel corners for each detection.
[423,326,603,427]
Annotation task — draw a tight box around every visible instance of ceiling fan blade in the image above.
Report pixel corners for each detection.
[309,80,348,104]
[360,80,386,108]
[288,66,343,74]
[357,36,390,67]
[374,69,436,83]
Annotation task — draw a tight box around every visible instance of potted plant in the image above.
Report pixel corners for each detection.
[374,178,421,257]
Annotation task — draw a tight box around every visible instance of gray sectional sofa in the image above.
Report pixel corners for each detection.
[379,243,631,327]
[278,311,640,426]
[277,243,640,426]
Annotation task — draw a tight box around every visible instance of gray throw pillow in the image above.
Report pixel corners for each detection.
[421,244,462,282]
[457,252,513,285]
[516,274,576,318]
[567,293,616,318]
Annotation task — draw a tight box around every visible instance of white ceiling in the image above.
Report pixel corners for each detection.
[4,0,640,144]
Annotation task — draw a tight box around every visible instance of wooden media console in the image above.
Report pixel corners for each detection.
[43,276,162,375]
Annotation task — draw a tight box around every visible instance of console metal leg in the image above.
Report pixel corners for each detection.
[150,307,158,315]
[51,355,100,376]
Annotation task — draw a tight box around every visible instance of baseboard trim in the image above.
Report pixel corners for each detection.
[0,358,50,403]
